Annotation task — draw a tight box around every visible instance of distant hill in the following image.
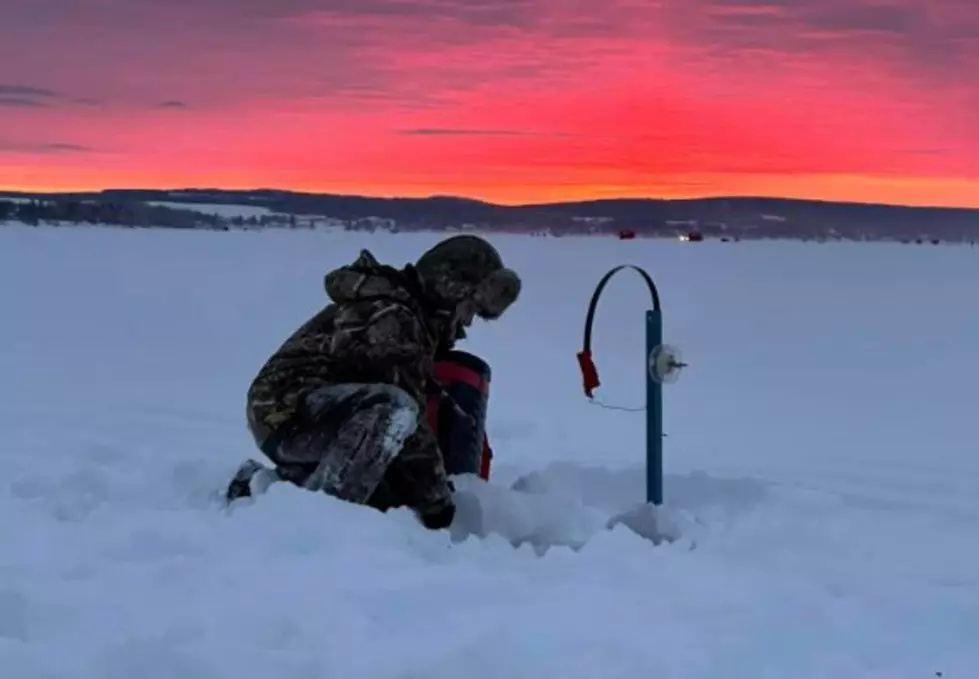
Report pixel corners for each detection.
[2,187,978,242]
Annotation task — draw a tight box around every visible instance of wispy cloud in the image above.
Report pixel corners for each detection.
[0,84,62,108]
[43,142,94,153]
[399,127,570,137]
[0,84,103,108]
[0,140,94,153]
[0,84,60,98]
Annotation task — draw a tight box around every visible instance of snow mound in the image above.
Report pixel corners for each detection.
[448,463,768,553]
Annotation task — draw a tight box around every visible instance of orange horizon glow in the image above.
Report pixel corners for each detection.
[2,0,978,210]
[6,175,979,211]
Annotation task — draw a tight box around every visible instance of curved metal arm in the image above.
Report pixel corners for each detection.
[577,264,661,397]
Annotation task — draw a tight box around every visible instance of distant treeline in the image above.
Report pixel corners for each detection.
[0,198,454,234]
[0,199,296,230]
[3,193,979,244]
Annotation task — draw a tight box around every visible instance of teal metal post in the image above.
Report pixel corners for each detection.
[576,264,667,507]
[646,310,664,505]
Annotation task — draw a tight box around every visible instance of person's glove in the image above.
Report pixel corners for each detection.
[417,494,456,530]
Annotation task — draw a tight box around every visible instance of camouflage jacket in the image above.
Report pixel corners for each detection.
[245,250,451,483]
[246,249,447,430]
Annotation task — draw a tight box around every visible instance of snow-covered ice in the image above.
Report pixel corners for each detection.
[144,201,282,219]
[1,224,977,678]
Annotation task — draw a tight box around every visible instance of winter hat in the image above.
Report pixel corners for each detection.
[414,235,521,319]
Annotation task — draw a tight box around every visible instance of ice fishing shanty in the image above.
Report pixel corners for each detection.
[576,265,686,506]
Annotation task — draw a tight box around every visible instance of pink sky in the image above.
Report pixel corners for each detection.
[1,0,977,206]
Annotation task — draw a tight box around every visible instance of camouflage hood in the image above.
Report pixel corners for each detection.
[324,249,423,308]
[413,235,521,320]
[323,240,519,348]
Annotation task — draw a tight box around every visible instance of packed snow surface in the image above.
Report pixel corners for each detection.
[1,225,977,678]
[144,201,280,219]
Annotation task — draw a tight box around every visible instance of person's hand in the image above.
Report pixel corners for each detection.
[417,495,456,530]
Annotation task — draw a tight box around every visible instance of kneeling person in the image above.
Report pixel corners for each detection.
[228,235,520,530]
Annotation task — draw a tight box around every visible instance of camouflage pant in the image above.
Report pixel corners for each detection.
[266,383,421,507]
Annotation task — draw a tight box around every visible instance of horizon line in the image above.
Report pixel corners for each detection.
[2,185,978,213]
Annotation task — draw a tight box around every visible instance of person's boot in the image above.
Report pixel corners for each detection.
[225,459,280,503]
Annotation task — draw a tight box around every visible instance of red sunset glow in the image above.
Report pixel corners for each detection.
[1,0,977,207]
